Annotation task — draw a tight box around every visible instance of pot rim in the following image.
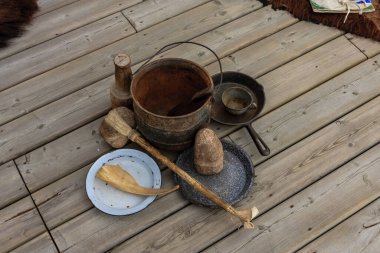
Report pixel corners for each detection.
[131,57,214,119]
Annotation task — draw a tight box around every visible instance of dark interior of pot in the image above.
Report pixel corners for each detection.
[132,60,212,116]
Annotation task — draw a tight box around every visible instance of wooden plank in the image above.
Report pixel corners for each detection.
[206,35,367,139]
[2,18,341,164]
[52,194,186,253]
[34,166,174,230]
[0,0,142,60]
[13,6,299,191]
[9,25,363,243]
[110,91,380,253]
[10,232,58,253]
[258,37,366,112]
[37,0,79,16]
[204,143,380,253]
[52,66,380,251]
[14,10,334,194]
[346,33,380,58]
[0,161,28,209]
[207,36,366,115]
[16,18,355,224]
[15,118,110,192]
[123,0,210,31]
[236,52,380,164]
[32,165,92,229]
[0,13,135,90]
[7,14,352,249]
[137,20,341,74]
[0,197,45,252]
[50,170,185,252]
[0,0,262,125]
[207,22,344,78]
[299,198,380,253]
[0,77,111,165]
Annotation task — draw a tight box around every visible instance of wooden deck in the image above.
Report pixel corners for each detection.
[1,0,380,252]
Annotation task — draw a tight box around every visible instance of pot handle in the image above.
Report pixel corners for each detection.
[246,124,270,156]
[135,41,223,86]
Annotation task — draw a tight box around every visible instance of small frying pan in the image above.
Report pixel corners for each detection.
[211,71,270,156]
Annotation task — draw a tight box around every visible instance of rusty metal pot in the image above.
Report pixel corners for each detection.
[131,42,222,151]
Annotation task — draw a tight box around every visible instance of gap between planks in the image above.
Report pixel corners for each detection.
[13,32,368,230]
[0,0,143,61]
[0,196,46,252]
[0,4,295,168]
[43,42,376,252]
[12,161,60,252]
[2,7,376,251]
[109,95,380,253]
[36,0,80,17]
[203,141,380,253]
[2,2,378,253]
[298,195,380,253]
[10,19,342,194]
[107,51,380,251]
[0,0,265,127]
[0,0,219,89]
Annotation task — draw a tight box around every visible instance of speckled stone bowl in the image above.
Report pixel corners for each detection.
[174,140,254,208]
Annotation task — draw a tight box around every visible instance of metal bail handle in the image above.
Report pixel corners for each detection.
[135,41,223,87]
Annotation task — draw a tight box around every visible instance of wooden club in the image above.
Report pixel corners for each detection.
[104,108,259,229]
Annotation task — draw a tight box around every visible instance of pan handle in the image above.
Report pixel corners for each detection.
[246,124,270,156]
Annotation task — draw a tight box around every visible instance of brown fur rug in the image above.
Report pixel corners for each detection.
[0,0,38,48]
[268,0,380,41]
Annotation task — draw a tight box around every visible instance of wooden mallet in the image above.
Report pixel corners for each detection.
[105,108,259,229]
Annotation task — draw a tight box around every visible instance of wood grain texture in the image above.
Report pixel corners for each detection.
[0,78,111,165]
[0,0,142,60]
[0,161,28,209]
[123,0,210,31]
[15,118,110,192]
[131,6,298,73]
[1,1,378,251]
[0,6,294,128]
[208,36,366,116]
[207,35,365,146]
[58,54,376,251]
[35,166,174,230]
[345,33,380,58]
[207,21,343,78]
[299,198,380,253]
[50,170,185,252]
[205,143,380,253]
[7,25,366,251]
[0,13,135,90]
[257,36,366,114]
[32,165,92,229]
[11,15,354,233]
[111,91,380,253]
[37,0,80,16]
[0,197,45,252]
[0,0,261,127]
[13,5,296,192]
[13,14,336,212]
[10,232,58,253]
[244,54,380,163]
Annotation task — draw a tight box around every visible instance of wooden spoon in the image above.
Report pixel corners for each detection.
[167,86,213,116]
[96,164,179,196]
[104,108,260,229]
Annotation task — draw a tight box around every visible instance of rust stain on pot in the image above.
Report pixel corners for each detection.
[132,58,213,150]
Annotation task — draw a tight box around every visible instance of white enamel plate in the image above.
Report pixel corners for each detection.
[86,149,161,215]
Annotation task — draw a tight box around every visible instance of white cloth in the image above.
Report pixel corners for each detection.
[310,0,375,23]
